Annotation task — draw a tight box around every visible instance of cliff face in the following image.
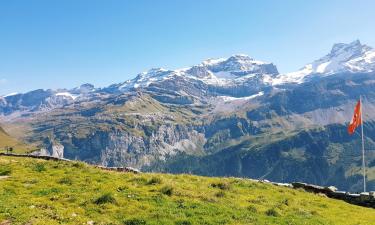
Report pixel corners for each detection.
[51,123,206,167]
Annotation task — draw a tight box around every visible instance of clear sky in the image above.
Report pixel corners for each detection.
[1,0,375,95]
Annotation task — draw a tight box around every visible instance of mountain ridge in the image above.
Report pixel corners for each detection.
[1,40,375,192]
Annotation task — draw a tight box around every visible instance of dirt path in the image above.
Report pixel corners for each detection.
[0,176,10,180]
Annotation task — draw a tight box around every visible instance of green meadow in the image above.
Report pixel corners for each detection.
[1,156,375,225]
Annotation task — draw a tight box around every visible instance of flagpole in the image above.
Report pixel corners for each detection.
[360,95,366,192]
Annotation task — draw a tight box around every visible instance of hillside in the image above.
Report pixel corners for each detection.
[1,156,375,225]
[0,126,34,154]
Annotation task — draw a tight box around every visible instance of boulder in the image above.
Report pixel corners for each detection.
[324,186,338,193]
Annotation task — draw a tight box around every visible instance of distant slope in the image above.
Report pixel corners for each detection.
[1,156,375,225]
[0,125,34,153]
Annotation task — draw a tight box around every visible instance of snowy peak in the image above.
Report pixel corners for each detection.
[274,40,375,84]
[114,54,279,91]
[330,40,371,56]
[307,40,375,74]
[201,54,278,75]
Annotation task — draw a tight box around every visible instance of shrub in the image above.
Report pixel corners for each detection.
[265,208,280,217]
[147,177,162,185]
[0,167,11,176]
[33,163,46,172]
[160,185,173,196]
[94,193,117,205]
[210,182,231,190]
[123,218,147,225]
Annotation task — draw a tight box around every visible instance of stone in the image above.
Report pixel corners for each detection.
[272,182,293,188]
[360,192,371,201]
[324,186,338,192]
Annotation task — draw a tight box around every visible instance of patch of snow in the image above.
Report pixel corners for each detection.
[316,61,331,73]
[219,91,264,102]
[201,57,226,66]
[272,64,313,85]
[133,83,140,88]
[214,71,237,79]
[55,92,78,100]
[3,92,19,97]
[364,51,375,63]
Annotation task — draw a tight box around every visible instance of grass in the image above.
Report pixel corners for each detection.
[1,156,375,224]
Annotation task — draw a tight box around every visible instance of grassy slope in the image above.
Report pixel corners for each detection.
[0,127,35,154]
[1,157,375,225]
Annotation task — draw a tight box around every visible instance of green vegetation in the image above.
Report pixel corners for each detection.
[94,193,117,205]
[0,167,11,176]
[1,156,375,225]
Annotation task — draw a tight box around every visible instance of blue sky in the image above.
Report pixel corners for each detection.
[1,0,375,95]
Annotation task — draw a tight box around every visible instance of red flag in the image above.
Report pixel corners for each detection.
[348,100,362,135]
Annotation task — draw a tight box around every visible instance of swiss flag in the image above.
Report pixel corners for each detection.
[348,100,362,135]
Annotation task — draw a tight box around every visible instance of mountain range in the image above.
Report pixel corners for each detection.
[1,40,375,192]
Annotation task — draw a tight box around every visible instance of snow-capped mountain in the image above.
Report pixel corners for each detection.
[0,84,98,115]
[110,41,375,91]
[2,40,375,115]
[274,40,375,84]
[110,54,279,92]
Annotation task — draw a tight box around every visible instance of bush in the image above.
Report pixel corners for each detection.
[147,177,162,185]
[160,185,173,196]
[265,208,280,217]
[94,193,117,205]
[210,182,231,190]
[123,218,147,225]
[0,167,11,176]
[33,163,46,172]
